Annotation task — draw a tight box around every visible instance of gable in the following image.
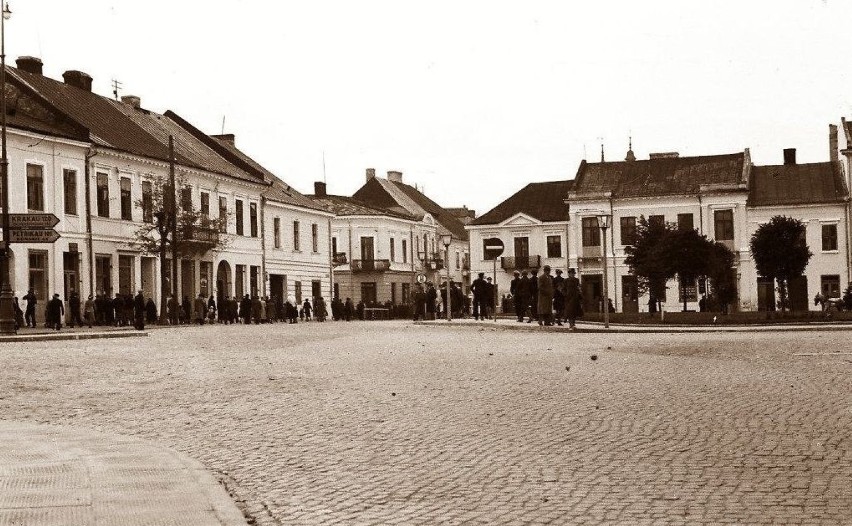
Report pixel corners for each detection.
[501,213,540,227]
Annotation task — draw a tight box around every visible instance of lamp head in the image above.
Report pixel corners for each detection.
[440,233,452,247]
[598,214,609,229]
[2,3,10,20]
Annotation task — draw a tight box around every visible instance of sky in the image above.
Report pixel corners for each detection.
[7,1,852,215]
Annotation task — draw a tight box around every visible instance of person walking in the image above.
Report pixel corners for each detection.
[68,291,82,328]
[23,289,37,328]
[538,265,555,326]
[46,293,64,331]
[302,299,312,321]
[134,290,146,330]
[83,295,95,328]
[563,268,582,330]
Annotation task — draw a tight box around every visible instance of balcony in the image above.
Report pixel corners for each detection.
[581,245,602,259]
[332,252,348,266]
[500,255,541,270]
[351,259,391,272]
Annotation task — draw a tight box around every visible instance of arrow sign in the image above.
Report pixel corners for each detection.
[9,213,60,229]
[9,229,60,243]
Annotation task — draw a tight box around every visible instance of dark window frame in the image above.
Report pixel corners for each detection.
[63,169,77,215]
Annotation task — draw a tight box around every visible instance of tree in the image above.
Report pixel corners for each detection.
[128,172,229,321]
[625,217,737,312]
[749,216,812,313]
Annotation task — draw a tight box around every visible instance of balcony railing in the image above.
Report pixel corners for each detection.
[332,252,348,266]
[581,245,602,258]
[500,255,541,270]
[351,259,391,272]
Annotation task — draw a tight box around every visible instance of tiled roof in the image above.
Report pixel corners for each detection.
[386,180,470,240]
[309,195,415,219]
[471,180,574,226]
[748,161,848,206]
[573,152,746,198]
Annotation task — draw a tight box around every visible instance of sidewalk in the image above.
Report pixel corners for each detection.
[0,420,247,526]
[419,316,852,333]
[0,325,148,343]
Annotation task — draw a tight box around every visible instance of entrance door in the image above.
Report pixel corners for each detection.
[581,274,602,313]
[118,255,134,296]
[63,252,80,301]
[28,251,49,325]
[269,274,284,301]
[788,275,808,312]
[181,260,195,301]
[757,278,775,311]
[621,275,639,313]
[95,255,112,296]
[141,257,156,301]
[216,261,232,301]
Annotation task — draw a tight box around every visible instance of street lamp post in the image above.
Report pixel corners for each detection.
[0,2,14,335]
[598,214,610,329]
[441,234,452,321]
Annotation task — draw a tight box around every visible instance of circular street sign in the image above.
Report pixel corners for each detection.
[416,273,427,284]
[482,237,505,260]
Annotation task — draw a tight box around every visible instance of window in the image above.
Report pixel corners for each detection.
[312,280,322,300]
[679,277,697,302]
[200,192,210,217]
[235,265,245,298]
[181,186,192,211]
[416,236,420,257]
[648,215,665,227]
[118,255,134,295]
[293,221,301,251]
[142,181,153,223]
[312,223,319,252]
[120,177,132,220]
[331,237,337,255]
[456,251,461,269]
[822,224,838,251]
[360,282,377,304]
[235,199,244,235]
[360,236,375,260]
[514,237,529,257]
[402,239,408,263]
[218,196,228,233]
[27,164,44,211]
[402,283,411,304]
[273,217,281,248]
[390,238,396,262]
[677,213,694,231]
[295,281,302,303]
[620,216,636,245]
[391,282,397,305]
[249,202,258,237]
[250,266,259,297]
[821,275,841,298]
[546,235,562,258]
[63,169,77,215]
[714,210,734,241]
[582,217,600,247]
[96,172,109,217]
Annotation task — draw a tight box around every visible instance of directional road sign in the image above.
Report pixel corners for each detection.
[9,213,60,229]
[9,229,60,243]
[482,237,505,260]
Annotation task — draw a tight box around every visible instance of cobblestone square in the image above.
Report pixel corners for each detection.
[1,322,851,524]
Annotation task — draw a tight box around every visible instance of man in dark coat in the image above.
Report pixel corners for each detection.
[239,295,252,324]
[537,265,554,326]
[471,272,487,320]
[23,289,37,328]
[68,291,82,328]
[484,277,495,319]
[134,290,146,330]
[344,297,354,321]
[46,293,64,331]
[412,285,426,321]
[513,271,530,322]
[564,268,582,330]
[167,294,179,325]
[527,269,539,323]
[552,269,565,326]
[112,293,125,327]
[145,297,158,324]
[425,284,437,320]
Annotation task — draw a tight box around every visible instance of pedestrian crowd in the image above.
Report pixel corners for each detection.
[504,266,584,329]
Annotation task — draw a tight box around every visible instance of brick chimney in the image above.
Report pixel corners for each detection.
[829,124,838,162]
[387,170,403,183]
[62,70,93,92]
[121,95,141,109]
[314,181,327,197]
[15,56,42,75]
[366,168,376,182]
[783,148,797,165]
[212,134,235,146]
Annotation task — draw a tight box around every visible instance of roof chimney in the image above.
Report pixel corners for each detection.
[120,95,141,109]
[829,125,838,162]
[15,56,43,75]
[62,70,93,92]
[366,168,376,182]
[314,181,327,197]
[387,170,403,183]
[783,148,797,165]
[212,133,235,146]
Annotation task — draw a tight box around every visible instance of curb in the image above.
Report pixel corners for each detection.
[416,320,852,334]
[0,331,148,343]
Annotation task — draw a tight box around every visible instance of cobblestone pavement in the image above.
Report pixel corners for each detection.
[1,321,851,524]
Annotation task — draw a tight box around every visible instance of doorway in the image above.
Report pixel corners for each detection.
[581,274,602,313]
[63,251,80,301]
[788,275,808,312]
[181,259,195,301]
[621,275,638,314]
[217,261,233,301]
[95,255,112,296]
[757,278,775,311]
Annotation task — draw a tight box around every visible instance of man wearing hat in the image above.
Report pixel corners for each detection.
[564,268,582,330]
[510,271,526,322]
[552,269,565,325]
[538,265,554,326]
[471,272,488,320]
[46,293,64,331]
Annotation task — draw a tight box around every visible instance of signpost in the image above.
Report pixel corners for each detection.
[482,238,505,322]
[2,213,61,245]
[9,213,59,229]
[9,229,59,243]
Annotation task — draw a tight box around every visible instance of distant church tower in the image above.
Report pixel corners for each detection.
[625,136,636,162]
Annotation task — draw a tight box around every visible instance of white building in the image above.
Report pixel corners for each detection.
[465,180,573,309]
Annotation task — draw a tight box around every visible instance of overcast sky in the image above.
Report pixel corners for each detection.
[8,1,852,214]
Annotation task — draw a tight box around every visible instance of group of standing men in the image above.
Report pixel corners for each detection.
[509,266,582,329]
